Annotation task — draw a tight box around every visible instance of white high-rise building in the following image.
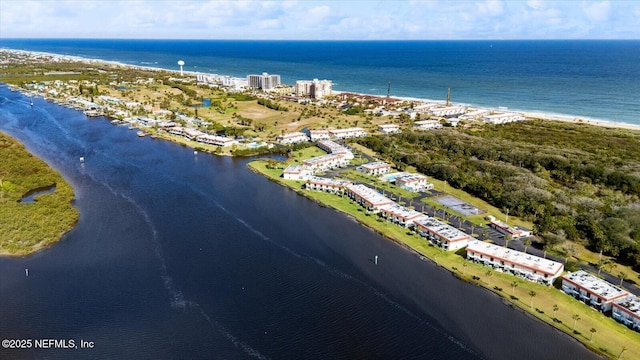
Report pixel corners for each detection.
[247,72,281,90]
[296,79,332,99]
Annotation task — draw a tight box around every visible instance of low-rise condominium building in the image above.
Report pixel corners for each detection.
[561,270,629,312]
[378,124,401,133]
[395,173,434,192]
[378,204,426,228]
[466,240,564,285]
[358,162,392,176]
[316,140,354,159]
[414,216,472,251]
[490,220,532,239]
[307,129,331,141]
[305,176,351,193]
[302,154,349,171]
[283,165,313,180]
[612,295,640,331]
[168,126,204,140]
[196,134,237,147]
[482,112,525,124]
[413,119,443,130]
[344,184,393,213]
[276,132,309,144]
[328,127,367,139]
[430,106,466,117]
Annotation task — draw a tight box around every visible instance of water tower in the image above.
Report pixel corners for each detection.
[178,60,185,76]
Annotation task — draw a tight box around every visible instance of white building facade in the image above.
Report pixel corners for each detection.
[467,240,564,285]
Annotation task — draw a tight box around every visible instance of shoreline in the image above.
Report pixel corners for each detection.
[247,159,634,359]
[3,47,640,132]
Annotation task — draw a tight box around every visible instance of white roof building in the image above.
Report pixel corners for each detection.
[168,126,204,140]
[302,154,349,171]
[344,184,393,213]
[308,129,331,141]
[358,162,392,176]
[196,134,237,147]
[561,270,629,312]
[305,176,351,193]
[378,123,401,133]
[415,216,472,251]
[378,204,426,228]
[283,165,313,180]
[276,132,309,144]
[490,220,532,239]
[430,106,467,117]
[316,140,353,159]
[467,240,564,285]
[328,127,367,139]
[414,119,442,130]
[612,295,640,331]
[482,113,526,124]
[395,173,433,192]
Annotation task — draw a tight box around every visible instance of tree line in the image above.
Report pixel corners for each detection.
[356,121,640,268]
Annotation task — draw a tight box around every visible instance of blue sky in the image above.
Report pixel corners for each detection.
[1,0,639,40]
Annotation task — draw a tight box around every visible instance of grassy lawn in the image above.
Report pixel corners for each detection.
[249,158,640,359]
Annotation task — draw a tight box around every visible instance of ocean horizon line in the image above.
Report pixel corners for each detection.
[3,38,640,42]
[2,40,638,128]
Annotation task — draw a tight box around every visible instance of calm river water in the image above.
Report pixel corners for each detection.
[0,86,600,359]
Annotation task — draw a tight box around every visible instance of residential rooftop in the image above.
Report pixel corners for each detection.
[467,240,564,276]
[562,270,629,301]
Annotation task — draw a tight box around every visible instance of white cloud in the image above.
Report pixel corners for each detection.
[0,0,638,40]
[582,1,612,22]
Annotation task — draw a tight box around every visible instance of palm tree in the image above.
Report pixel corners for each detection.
[617,346,627,360]
[504,234,512,249]
[511,281,518,295]
[553,304,559,318]
[523,238,532,253]
[462,262,467,274]
[589,328,596,342]
[529,290,536,308]
[572,314,581,331]
[619,272,628,286]
[486,270,493,287]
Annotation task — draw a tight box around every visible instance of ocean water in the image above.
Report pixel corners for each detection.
[1,39,639,125]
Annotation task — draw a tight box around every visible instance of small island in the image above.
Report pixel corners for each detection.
[0,132,79,256]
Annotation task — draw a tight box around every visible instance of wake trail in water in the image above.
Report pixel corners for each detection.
[82,172,268,359]
[180,184,480,357]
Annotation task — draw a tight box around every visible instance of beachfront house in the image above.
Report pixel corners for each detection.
[466,240,564,285]
[414,216,471,251]
[612,295,640,331]
[561,270,629,312]
[482,113,526,124]
[430,106,466,118]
